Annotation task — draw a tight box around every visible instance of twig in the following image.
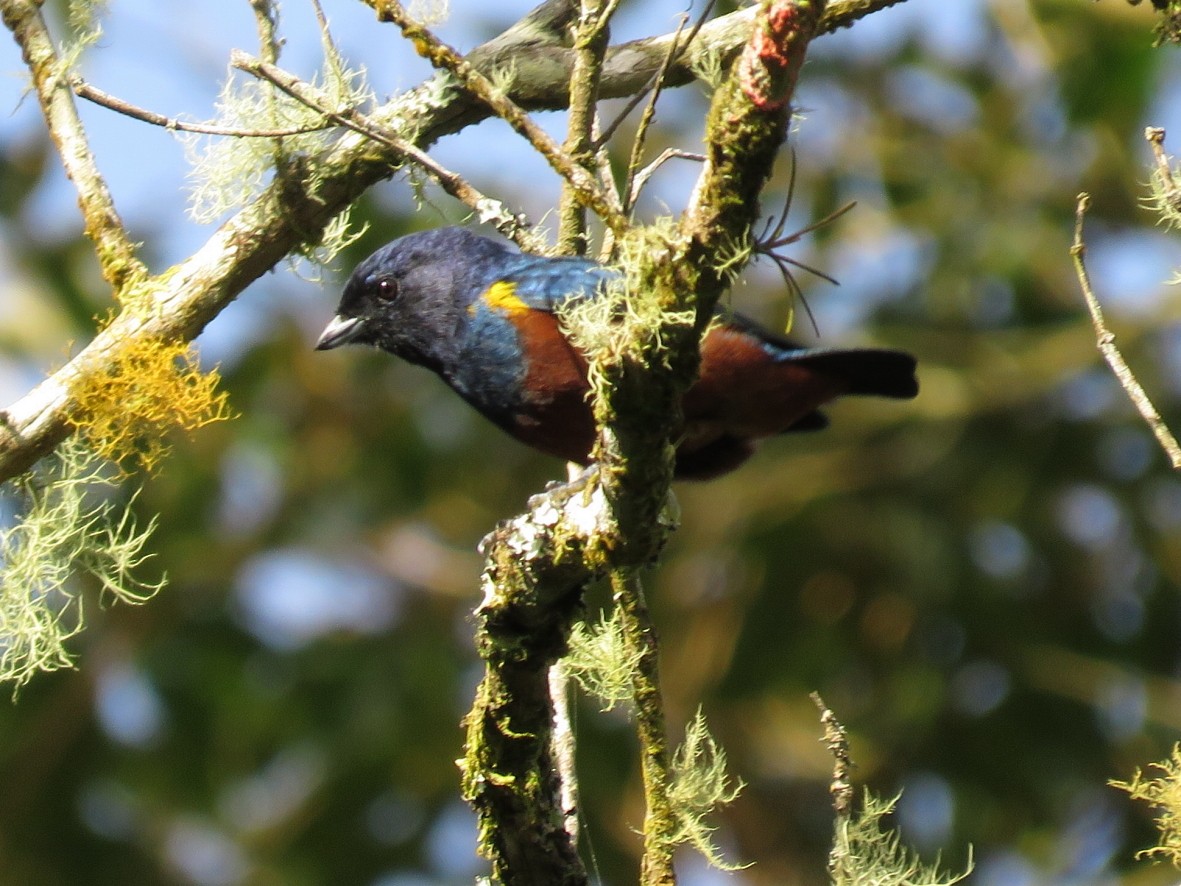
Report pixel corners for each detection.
[755,160,855,335]
[602,1,712,157]
[811,692,854,878]
[595,0,890,147]
[1071,192,1181,469]
[614,571,676,886]
[230,52,541,251]
[367,0,628,236]
[620,14,693,215]
[0,0,144,291]
[811,692,853,817]
[629,149,705,211]
[249,0,285,169]
[557,0,616,254]
[249,0,281,65]
[72,77,333,137]
[1146,126,1181,221]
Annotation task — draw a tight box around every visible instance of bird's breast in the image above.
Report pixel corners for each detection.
[452,305,596,464]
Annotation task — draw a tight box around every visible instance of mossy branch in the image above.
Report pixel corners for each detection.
[229,51,541,252]
[462,3,830,882]
[556,0,618,254]
[0,0,144,290]
[368,0,628,235]
[3,0,904,880]
[615,571,677,884]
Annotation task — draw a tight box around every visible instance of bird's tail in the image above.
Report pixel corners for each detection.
[793,348,919,399]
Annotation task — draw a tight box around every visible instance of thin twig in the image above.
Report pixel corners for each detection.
[231,52,541,251]
[811,692,853,817]
[367,0,628,235]
[1071,192,1181,469]
[599,1,714,152]
[755,162,856,335]
[249,0,286,169]
[72,78,333,137]
[620,14,692,215]
[1146,126,1181,222]
[629,148,705,206]
[613,571,676,886]
[811,692,854,879]
[1,0,144,291]
[250,0,281,64]
[558,0,615,254]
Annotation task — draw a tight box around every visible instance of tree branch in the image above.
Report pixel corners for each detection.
[615,571,676,885]
[556,0,616,253]
[1071,192,1181,469]
[461,2,829,882]
[0,0,904,491]
[368,0,628,235]
[1,0,909,880]
[229,52,541,251]
[72,77,333,137]
[0,0,144,290]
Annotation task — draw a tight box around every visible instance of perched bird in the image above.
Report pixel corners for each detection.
[317,227,918,479]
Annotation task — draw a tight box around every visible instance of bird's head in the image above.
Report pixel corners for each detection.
[316,227,511,371]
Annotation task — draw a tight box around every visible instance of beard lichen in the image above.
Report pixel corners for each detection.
[0,437,163,690]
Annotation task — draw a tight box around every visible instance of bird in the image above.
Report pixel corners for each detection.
[316,227,918,480]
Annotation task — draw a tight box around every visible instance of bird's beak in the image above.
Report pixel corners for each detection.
[315,314,364,350]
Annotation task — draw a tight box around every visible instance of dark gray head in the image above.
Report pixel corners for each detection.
[316,227,513,371]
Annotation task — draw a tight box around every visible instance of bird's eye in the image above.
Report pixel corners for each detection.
[376,278,398,301]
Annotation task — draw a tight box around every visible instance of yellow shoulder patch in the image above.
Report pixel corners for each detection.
[469,280,529,317]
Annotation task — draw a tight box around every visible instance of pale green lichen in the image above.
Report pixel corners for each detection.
[664,708,748,871]
[407,0,450,26]
[183,6,374,265]
[831,791,973,886]
[0,438,164,690]
[1112,744,1181,867]
[564,609,642,710]
[56,0,107,76]
[558,222,700,403]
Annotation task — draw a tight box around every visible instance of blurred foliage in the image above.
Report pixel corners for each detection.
[2,1,1181,885]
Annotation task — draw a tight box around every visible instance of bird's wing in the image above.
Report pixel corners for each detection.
[497,255,613,312]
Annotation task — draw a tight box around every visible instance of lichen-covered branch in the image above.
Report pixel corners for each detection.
[1,0,906,879]
[557,0,616,253]
[369,0,628,235]
[615,571,676,885]
[460,481,609,886]
[230,51,541,251]
[0,0,144,290]
[462,3,829,882]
